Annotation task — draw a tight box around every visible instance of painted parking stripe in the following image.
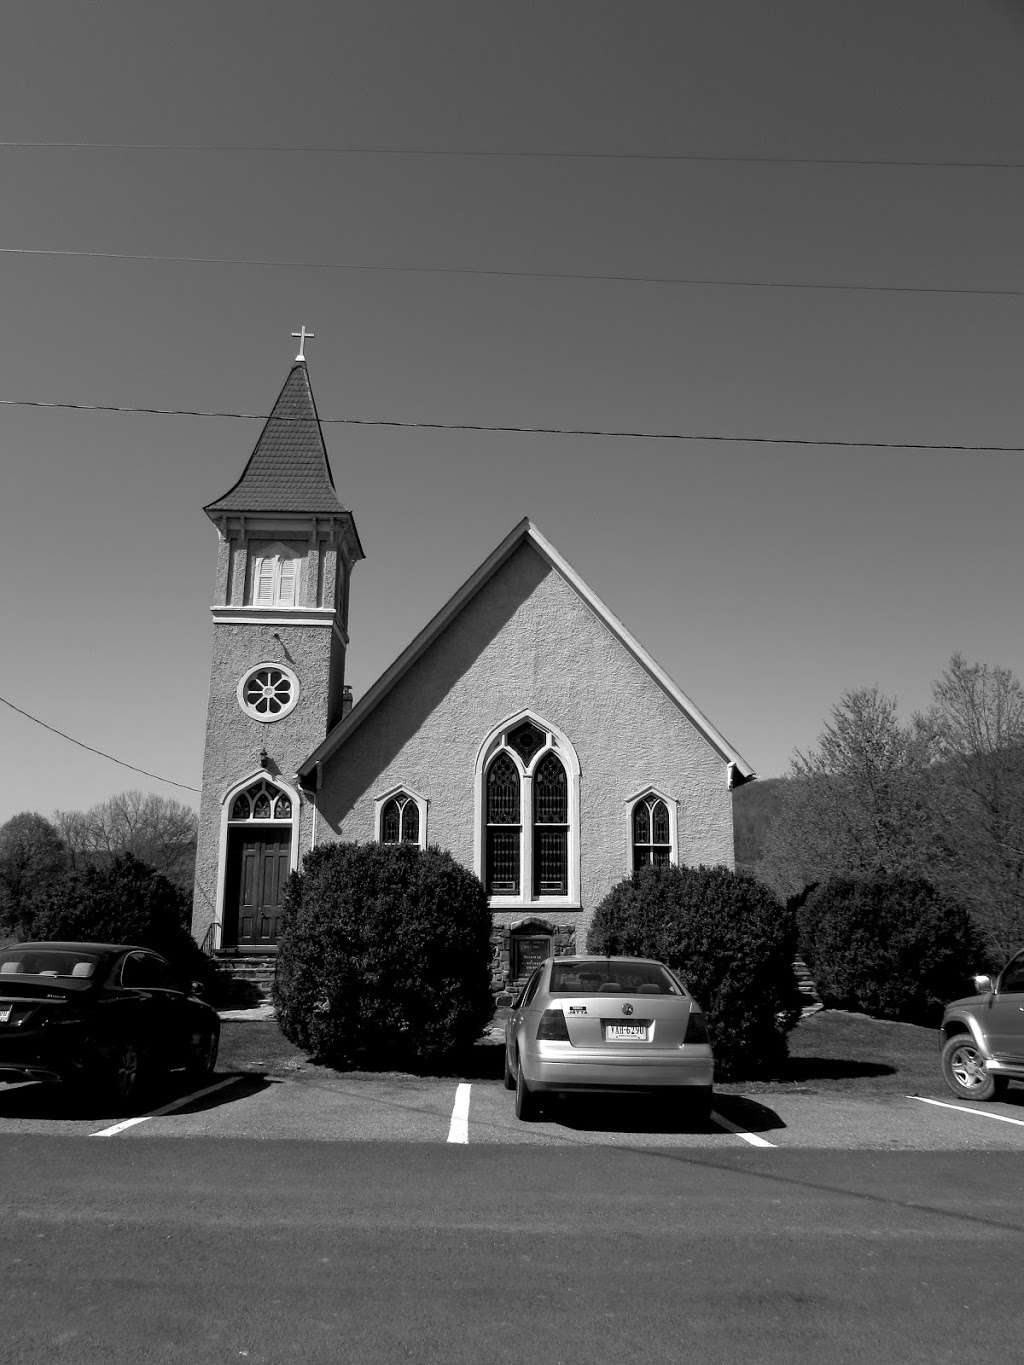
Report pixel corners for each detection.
[446,1082,471,1144]
[91,1076,244,1137]
[710,1110,776,1148]
[910,1095,1024,1128]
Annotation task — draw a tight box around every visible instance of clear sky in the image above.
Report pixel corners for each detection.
[2,1,1023,826]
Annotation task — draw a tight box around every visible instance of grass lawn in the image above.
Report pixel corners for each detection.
[219,1007,945,1097]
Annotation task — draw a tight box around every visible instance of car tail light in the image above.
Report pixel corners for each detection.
[536,1008,570,1042]
[684,1009,708,1044]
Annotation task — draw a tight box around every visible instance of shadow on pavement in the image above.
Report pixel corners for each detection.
[542,1090,786,1136]
[0,1070,270,1121]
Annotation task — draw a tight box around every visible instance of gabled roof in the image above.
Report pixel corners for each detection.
[298,519,755,785]
[205,362,351,518]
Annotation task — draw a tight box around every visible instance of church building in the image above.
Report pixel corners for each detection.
[191,348,755,992]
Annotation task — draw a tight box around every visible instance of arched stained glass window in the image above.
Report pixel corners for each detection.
[533,753,568,894]
[632,795,673,869]
[229,779,293,823]
[380,793,421,846]
[487,754,520,824]
[486,753,521,893]
[480,719,578,903]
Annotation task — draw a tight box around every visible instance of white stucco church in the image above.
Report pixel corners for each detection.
[191,349,755,992]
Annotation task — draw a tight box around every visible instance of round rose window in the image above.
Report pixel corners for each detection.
[237,664,299,722]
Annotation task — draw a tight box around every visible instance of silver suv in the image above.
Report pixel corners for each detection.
[940,948,1024,1101]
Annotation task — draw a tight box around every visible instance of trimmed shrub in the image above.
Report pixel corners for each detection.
[587,864,800,1079]
[26,853,213,988]
[273,842,494,1069]
[798,875,984,1022]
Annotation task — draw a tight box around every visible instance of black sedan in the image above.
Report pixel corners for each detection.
[0,941,220,1102]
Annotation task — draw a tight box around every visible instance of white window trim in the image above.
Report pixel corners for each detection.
[624,787,679,873]
[210,770,302,951]
[474,711,581,909]
[237,662,301,723]
[373,785,429,850]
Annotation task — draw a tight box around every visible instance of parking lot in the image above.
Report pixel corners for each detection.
[3,1065,1024,1149]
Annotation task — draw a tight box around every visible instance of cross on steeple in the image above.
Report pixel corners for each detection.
[291,326,315,362]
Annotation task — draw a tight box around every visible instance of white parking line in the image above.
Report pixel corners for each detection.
[710,1110,776,1148]
[91,1076,243,1137]
[910,1095,1024,1127]
[446,1082,471,1143]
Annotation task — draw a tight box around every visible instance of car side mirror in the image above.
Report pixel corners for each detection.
[972,974,994,995]
[190,979,208,999]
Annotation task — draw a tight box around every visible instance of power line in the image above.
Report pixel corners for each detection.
[1,139,1023,170]
[3,245,1022,299]
[0,397,1020,452]
[0,694,200,793]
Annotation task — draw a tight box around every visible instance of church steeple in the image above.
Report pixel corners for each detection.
[204,361,352,519]
[191,345,363,956]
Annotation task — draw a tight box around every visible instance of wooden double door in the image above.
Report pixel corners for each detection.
[224,827,291,949]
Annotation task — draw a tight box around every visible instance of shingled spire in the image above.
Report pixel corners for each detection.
[204,362,349,518]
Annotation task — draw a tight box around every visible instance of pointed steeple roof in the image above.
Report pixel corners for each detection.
[205,362,349,517]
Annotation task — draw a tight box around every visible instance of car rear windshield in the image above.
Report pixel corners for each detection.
[549,960,684,996]
[0,949,102,981]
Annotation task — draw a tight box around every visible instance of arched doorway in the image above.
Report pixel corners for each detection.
[222,777,294,950]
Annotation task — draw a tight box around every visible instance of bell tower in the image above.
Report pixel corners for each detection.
[191,339,363,953]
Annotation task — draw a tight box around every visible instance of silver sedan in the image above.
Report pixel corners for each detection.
[504,954,714,1122]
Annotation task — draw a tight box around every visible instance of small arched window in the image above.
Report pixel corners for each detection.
[230,779,293,822]
[380,793,421,845]
[632,795,673,869]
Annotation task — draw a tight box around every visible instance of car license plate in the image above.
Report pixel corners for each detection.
[0,1005,11,1024]
[606,1023,648,1041]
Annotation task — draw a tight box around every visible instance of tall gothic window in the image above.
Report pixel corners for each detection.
[533,752,568,894]
[632,795,673,869]
[482,721,576,901]
[486,753,521,894]
[380,793,420,845]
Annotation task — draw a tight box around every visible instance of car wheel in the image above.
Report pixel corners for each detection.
[514,1053,542,1121]
[941,1034,1006,1101]
[503,1047,515,1091]
[110,1041,143,1103]
[187,1027,220,1081]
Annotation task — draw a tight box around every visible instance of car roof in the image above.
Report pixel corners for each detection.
[550,954,669,967]
[9,942,158,956]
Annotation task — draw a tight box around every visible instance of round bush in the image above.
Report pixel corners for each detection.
[273,842,494,1069]
[798,875,983,1022]
[587,864,799,1079]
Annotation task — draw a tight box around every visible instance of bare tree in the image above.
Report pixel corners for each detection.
[920,655,1024,955]
[52,791,198,895]
[757,688,939,899]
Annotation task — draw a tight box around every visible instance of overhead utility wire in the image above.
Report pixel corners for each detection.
[0,694,200,793]
[2,246,1023,299]
[1,140,1022,169]
[0,398,1020,452]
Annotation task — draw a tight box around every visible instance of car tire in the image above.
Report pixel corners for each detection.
[503,1048,516,1091]
[186,1026,220,1081]
[514,1053,542,1121]
[941,1034,1007,1102]
[109,1041,144,1104]
[687,1087,713,1126]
